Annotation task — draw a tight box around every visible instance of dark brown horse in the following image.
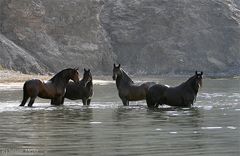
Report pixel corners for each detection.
[146,71,203,108]
[20,68,79,107]
[112,64,155,106]
[64,68,93,105]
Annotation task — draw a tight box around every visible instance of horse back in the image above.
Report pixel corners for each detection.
[148,84,168,96]
[142,82,156,91]
[23,79,52,98]
[124,82,155,101]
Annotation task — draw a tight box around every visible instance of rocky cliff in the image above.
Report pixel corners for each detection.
[0,0,115,74]
[0,0,240,77]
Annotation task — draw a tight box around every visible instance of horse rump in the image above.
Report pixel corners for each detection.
[146,84,168,109]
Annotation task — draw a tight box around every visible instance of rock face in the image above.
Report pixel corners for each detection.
[101,0,240,76]
[0,0,115,74]
[0,33,44,73]
[0,0,240,77]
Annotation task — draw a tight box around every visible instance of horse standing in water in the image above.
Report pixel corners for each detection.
[20,68,79,107]
[112,64,155,106]
[64,69,93,105]
[146,71,203,109]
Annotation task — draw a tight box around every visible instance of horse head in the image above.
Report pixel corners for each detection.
[194,71,203,90]
[70,68,80,83]
[112,64,122,80]
[82,68,92,87]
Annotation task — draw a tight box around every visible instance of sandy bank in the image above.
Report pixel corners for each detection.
[0,70,114,89]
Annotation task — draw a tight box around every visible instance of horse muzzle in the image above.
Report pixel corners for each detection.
[197,80,202,88]
[73,77,80,83]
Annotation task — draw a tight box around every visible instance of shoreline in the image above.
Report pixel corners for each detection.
[0,70,239,85]
[0,70,115,88]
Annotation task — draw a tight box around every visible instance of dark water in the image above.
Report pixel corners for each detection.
[0,78,239,156]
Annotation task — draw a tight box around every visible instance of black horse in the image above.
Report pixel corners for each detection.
[20,68,80,107]
[146,71,203,108]
[112,64,155,106]
[64,68,93,105]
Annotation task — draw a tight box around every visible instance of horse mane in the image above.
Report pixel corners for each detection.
[49,68,71,83]
[176,75,198,104]
[120,69,134,84]
[182,74,199,93]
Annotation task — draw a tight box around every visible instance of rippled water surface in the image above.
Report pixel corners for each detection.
[0,78,239,156]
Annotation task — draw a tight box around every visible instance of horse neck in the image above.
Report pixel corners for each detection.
[86,81,93,88]
[50,71,71,87]
[181,76,199,94]
[79,78,92,88]
[79,77,85,86]
[116,69,134,89]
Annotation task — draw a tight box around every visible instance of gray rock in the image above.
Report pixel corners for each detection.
[101,0,240,77]
[0,33,44,73]
[0,0,115,74]
[0,0,240,77]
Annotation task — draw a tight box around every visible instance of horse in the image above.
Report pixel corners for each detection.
[146,71,203,109]
[19,68,80,107]
[64,68,93,105]
[112,64,156,106]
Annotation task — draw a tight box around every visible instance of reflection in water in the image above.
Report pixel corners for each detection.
[0,78,239,156]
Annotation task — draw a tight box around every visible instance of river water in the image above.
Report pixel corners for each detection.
[0,78,239,156]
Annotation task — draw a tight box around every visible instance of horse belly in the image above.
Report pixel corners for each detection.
[65,86,84,100]
[38,89,55,99]
[38,84,57,99]
[164,90,182,106]
[127,88,146,101]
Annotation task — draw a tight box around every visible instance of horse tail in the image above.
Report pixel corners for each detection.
[22,82,29,97]
[20,82,29,106]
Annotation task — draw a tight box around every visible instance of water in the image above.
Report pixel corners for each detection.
[0,78,239,156]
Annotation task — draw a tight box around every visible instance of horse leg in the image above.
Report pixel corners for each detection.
[51,99,56,105]
[82,98,87,105]
[60,97,65,105]
[155,103,160,108]
[56,96,64,105]
[146,94,155,109]
[51,99,59,106]
[87,99,91,105]
[121,98,129,106]
[27,97,36,107]
[51,97,62,106]
[19,94,29,106]
[126,100,129,106]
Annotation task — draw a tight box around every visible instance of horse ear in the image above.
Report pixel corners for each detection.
[114,63,116,67]
[75,67,79,71]
[84,68,87,72]
[195,71,198,75]
[118,64,121,68]
[201,71,203,75]
[88,69,90,72]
